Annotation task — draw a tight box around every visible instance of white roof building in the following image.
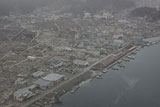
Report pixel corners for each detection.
[32,71,45,78]
[27,56,36,61]
[42,73,64,82]
[113,34,124,39]
[73,60,89,66]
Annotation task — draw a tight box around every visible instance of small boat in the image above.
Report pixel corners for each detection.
[122,58,130,62]
[102,70,108,73]
[117,60,122,64]
[118,64,125,68]
[95,75,103,79]
[131,51,137,54]
[71,86,79,93]
[151,41,157,45]
[111,67,119,71]
[155,41,159,44]
[54,96,62,104]
[97,72,103,76]
[136,48,141,51]
[71,90,75,93]
[127,56,135,60]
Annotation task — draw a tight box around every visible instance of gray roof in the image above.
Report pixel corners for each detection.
[14,87,29,96]
[34,79,51,87]
[32,71,45,78]
[42,73,64,82]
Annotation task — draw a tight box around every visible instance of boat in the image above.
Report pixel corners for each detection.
[155,41,159,44]
[102,70,108,73]
[122,58,130,62]
[117,60,122,64]
[71,90,75,93]
[54,96,62,104]
[95,75,103,79]
[127,56,135,60]
[136,48,141,51]
[71,86,79,93]
[151,41,157,45]
[97,72,103,76]
[131,51,137,54]
[111,67,119,71]
[118,64,125,68]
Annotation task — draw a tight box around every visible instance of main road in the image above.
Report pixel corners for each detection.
[20,54,116,107]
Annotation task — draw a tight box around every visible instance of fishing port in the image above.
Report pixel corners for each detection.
[0,0,160,106]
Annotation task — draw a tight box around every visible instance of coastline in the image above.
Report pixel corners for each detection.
[52,38,160,107]
[52,44,138,105]
[23,36,160,106]
[21,43,138,107]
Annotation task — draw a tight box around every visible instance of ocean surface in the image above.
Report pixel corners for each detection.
[53,43,160,107]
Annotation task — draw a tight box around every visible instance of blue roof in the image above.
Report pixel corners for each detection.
[50,61,61,65]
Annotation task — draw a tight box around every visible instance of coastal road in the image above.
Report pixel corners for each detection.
[20,45,138,107]
[20,54,116,107]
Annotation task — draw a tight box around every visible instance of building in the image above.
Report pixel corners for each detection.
[34,79,51,90]
[50,61,63,68]
[32,71,45,78]
[112,40,124,48]
[90,51,100,57]
[14,78,27,85]
[118,20,130,24]
[14,87,35,101]
[73,59,89,67]
[42,73,65,84]
[113,34,124,39]
[83,12,92,19]
[27,56,36,61]
[33,73,65,89]
[93,12,113,20]
[132,38,143,45]
[63,47,73,51]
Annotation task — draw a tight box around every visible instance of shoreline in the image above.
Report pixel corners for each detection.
[53,45,138,105]
[21,44,138,107]
[51,37,160,107]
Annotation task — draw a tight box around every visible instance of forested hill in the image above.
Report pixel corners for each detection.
[130,7,160,21]
[0,0,135,16]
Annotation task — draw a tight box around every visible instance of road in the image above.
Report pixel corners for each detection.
[0,29,25,61]
[20,54,115,107]
[20,45,137,107]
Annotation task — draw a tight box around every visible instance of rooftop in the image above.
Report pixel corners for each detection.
[42,73,64,82]
[34,79,51,87]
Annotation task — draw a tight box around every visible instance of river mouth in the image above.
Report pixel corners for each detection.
[53,43,160,107]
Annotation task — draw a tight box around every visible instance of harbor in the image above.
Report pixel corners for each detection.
[23,43,138,107]
[20,38,160,107]
[53,40,160,107]
[30,37,160,106]
[1,0,160,106]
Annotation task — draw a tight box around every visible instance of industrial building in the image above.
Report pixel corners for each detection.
[33,73,65,89]
[32,71,45,78]
[14,87,35,101]
[73,59,89,67]
[34,79,51,90]
[42,73,65,84]
[50,61,63,68]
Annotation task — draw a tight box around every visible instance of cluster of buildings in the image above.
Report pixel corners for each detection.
[14,73,65,101]
[0,5,160,107]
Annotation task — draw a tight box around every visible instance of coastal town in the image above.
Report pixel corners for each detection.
[0,1,160,107]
